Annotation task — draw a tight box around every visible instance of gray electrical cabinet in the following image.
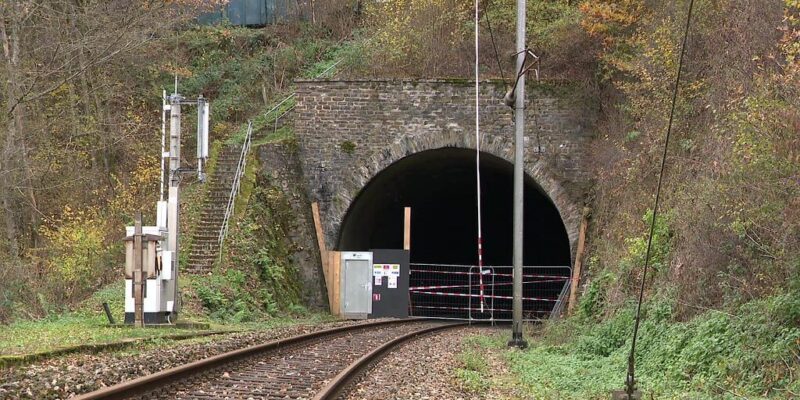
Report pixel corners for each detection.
[340,251,373,319]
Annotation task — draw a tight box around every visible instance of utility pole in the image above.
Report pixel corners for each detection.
[508,0,528,349]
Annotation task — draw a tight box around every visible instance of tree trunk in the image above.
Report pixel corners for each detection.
[0,3,24,259]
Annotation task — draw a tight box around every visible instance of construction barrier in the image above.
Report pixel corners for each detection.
[408,263,571,321]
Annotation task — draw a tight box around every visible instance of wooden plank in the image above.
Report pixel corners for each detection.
[567,209,590,316]
[311,202,333,312]
[403,207,411,251]
[311,202,328,276]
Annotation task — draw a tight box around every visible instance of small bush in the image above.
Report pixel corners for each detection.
[576,272,612,320]
[193,269,261,323]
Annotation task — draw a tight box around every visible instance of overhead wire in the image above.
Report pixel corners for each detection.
[481,0,544,155]
[623,0,696,398]
[482,0,507,83]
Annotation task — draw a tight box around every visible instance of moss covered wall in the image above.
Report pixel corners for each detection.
[256,141,328,309]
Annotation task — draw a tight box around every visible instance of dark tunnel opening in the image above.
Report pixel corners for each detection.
[337,148,571,319]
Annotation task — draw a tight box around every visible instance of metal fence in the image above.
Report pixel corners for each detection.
[408,263,571,322]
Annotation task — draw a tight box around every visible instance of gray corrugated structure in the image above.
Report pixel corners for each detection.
[199,0,298,26]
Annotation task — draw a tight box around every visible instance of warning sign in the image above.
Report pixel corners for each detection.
[373,264,400,277]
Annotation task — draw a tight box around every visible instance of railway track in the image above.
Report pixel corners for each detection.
[74,319,462,400]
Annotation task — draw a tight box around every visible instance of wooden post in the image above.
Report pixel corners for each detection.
[133,211,144,327]
[311,202,328,271]
[403,207,411,251]
[567,208,590,316]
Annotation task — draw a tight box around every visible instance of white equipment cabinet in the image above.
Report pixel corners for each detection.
[340,251,373,319]
[123,201,177,324]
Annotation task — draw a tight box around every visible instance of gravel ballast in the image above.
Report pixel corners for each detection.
[0,319,381,399]
[345,326,498,400]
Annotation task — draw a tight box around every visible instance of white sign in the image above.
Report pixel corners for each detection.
[373,264,400,276]
[388,276,398,289]
[374,276,382,286]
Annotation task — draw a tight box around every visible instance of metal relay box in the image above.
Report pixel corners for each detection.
[340,251,373,319]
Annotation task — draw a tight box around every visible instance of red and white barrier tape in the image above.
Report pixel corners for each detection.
[410,269,569,280]
[411,290,557,302]
[411,305,551,313]
[409,278,569,291]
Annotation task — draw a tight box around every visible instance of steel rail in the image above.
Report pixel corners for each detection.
[313,322,467,400]
[73,318,433,400]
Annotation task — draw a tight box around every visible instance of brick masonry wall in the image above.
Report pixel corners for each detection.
[293,79,595,263]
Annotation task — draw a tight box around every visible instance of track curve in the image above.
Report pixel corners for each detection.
[74,319,461,400]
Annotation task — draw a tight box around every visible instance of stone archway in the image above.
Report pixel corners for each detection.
[327,130,582,265]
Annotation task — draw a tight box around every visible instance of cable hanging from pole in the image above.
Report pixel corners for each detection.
[622,1,695,399]
[482,0,507,84]
[474,0,487,314]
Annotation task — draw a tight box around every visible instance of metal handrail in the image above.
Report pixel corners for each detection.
[550,279,571,319]
[218,121,253,248]
[267,59,342,136]
[215,60,342,259]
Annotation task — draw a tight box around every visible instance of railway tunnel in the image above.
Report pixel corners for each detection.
[336,148,571,320]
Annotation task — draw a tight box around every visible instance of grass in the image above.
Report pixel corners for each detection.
[0,280,334,358]
[252,125,295,147]
[458,291,800,400]
[0,282,207,357]
[0,313,196,357]
[456,347,492,393]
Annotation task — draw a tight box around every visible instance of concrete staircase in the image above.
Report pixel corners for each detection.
[185,144,243,274]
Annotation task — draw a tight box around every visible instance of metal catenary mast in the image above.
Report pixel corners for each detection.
[123,87,209,325]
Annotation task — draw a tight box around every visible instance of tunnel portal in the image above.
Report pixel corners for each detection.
[337,148,572,319]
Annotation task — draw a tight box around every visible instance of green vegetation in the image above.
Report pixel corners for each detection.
[189,175,309,323]
[0,282,210,357]
[420,0,800,397]
[0,0,355,325]
[0,278,332,358]
[1,2,798,397]
[253,126,295,147]
[462,289,800,399]
[455,334,503,394]
[456,347,492,393]
[339,140,356,154]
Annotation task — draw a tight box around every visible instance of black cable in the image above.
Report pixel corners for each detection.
[482,0,507,83]
[624,0,695,398]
